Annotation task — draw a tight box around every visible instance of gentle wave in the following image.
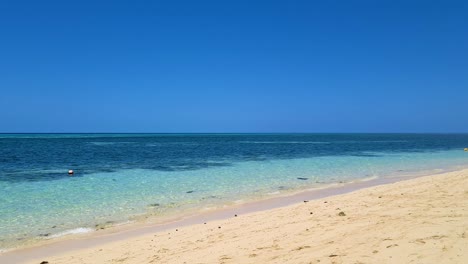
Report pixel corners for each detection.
[88,142,137,146]
[337,140,409,143]
[238,140,408,144]
[146,142,200,147]
[47,228,94,239]
[350,175,379,182]
[239,141,331,144]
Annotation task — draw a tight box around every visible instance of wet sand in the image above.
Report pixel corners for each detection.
[3,169,468,263]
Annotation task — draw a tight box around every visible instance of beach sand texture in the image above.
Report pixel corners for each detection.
[24,169,468,264]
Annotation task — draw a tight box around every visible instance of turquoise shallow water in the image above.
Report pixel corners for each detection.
[0,134,467,250]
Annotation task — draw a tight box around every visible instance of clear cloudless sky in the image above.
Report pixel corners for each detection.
[0,0,467,133]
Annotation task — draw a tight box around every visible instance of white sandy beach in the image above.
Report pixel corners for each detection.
[1,169,464,264]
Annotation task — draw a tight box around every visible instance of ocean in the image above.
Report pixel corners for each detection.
[0,133,467,250]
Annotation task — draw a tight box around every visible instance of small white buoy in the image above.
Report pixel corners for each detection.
[68,169,74,175]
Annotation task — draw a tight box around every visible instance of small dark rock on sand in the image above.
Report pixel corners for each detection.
[303,200,309,203]
[40,261,49,264]
[329,254,338,257]
[338,212,346,216]
[297,177,308,180]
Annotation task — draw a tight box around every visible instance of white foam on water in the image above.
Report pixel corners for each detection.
[239,141,330,144]
[47,227,94,239]
[352,175,379,182]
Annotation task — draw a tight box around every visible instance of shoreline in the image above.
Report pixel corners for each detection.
[2,167,467,263]
[3,164,460,250]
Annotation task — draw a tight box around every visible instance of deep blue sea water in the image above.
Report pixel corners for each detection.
[1,133,468,250]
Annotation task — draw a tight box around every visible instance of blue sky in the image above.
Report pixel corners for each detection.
[0,0,467,133]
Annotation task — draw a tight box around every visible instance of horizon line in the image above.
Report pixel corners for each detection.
[1,132,468,135]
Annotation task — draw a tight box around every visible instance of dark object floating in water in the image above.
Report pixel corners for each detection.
[186,190,194,194]
[39,233,50,237]
[297,177,308,180]
[68,169,74,175]
[149,203,160,207]
[303,200,309,203]
[338,211,346,216]
[234,214,237,217]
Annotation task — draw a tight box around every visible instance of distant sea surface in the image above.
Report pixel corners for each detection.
[1,133,467,250]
